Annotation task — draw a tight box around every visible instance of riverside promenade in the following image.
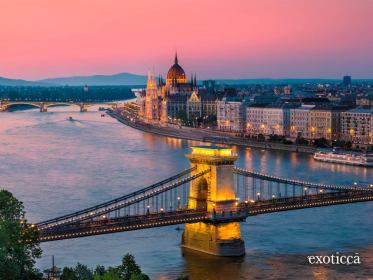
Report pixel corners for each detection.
[107,108,316,154]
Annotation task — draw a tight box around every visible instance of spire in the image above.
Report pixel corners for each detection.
[147,71,157,90]
[174,51,178,64]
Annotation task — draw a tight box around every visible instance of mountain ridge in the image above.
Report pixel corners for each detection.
[1,73,372,87]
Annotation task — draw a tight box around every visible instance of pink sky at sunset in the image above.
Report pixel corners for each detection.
[1,0,373,80]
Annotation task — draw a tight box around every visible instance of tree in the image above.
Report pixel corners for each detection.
[118,254,142,280]
[0,190,42,280]
[130,273,150,280]
[296,137,308,145]
[257,134,265,142]
[175,110,188,125]
[74,263,93,280]
[313,138,329,148]
[93,267,121,280]
[94,265,106,276]
[61,267,77,280]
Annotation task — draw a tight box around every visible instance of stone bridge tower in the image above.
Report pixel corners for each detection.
[182,146,245,256]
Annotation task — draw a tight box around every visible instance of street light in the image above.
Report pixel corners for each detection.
[256,192,261,201]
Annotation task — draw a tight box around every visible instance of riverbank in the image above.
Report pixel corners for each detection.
[107,109,316,154]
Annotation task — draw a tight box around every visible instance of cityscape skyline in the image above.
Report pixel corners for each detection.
[1,0,373,80]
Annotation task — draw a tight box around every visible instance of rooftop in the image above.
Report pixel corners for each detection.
[346,107,373,114]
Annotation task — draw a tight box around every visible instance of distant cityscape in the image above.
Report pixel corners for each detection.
[1,54,372,150]
[136,55,373,150]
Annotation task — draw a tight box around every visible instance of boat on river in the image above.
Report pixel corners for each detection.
[314,148,373,167]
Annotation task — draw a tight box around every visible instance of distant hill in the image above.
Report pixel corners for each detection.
[38,72,148,86]
[0,77,49,86]
[215,78,340,85]
[2,73,372,87]
[215,78,373,85]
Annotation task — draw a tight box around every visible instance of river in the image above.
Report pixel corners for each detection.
[0,106,372,279]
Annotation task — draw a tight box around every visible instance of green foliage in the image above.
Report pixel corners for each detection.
[94,265,106,276]
[61,254,148,280]
[118,254,142,280]
[175,110,188,125]
[268,134,285,142]
[313,137,329,148]
[257,134,265,142]
[0,190,42,280]
[296,136,309,145]
[333,140,352,149]
[129,272,150,280]
[93,267,121,280]
[61,267,78,280]
[74,263,94,280]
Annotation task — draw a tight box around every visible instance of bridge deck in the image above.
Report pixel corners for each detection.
[38,190,373,242]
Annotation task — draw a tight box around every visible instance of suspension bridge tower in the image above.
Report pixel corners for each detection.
[182,146,245,256]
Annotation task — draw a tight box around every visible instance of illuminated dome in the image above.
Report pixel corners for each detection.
[166,53,187,84]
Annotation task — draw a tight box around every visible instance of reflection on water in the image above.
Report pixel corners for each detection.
[0,107,372,279]
[182,246,373,280]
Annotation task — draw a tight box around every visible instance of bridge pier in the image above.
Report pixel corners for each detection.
[40,103,48,112]
[80,104,88,112]
[182,146,245,257]
[0,104,8,111]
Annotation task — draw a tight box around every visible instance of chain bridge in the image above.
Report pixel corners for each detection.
[34,146,373,256]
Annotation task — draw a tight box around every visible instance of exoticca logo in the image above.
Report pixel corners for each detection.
[307,252,361,265]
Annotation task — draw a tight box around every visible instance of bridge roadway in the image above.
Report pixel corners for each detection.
[0,100,117,112]
[38,189,373,242]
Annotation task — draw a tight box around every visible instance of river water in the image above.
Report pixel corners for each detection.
[0,106,372,279]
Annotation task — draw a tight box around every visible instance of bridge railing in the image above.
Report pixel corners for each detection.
[38,209,210,242]
[244,189,373,216]
[233,167,372,204]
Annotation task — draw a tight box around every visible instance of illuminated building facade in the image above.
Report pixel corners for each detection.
[217,98,246,132]
[246,106,290,136]
[308,108,342,140]
[289,105,315,139]
[341,108,373,144]
[138,54,216,123]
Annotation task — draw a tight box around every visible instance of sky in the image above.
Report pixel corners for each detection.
[1,0,373,80]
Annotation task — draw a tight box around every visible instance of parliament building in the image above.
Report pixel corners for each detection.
[138,54,217,123]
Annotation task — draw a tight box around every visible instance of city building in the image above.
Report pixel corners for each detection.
[217,98,246,132]
[343,75,352,87]
[341,108,373,145]
[308,107,342,140]
[246,105,290,137]
[289,105,315,139]
[356,94,373,107]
